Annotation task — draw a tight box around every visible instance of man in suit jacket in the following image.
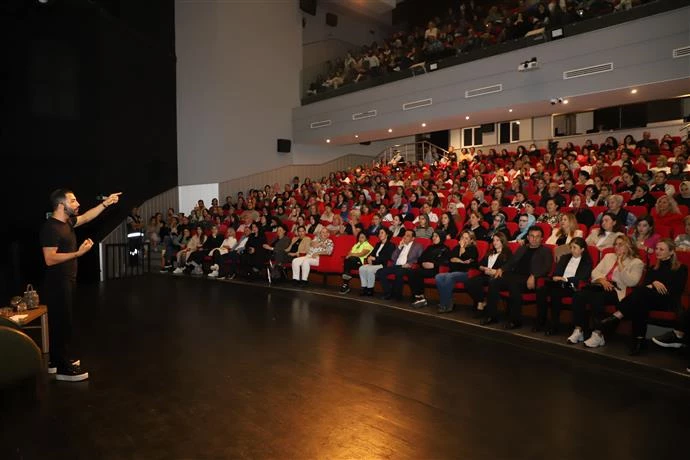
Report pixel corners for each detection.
[376,229,424,300]
[480,225,553,329]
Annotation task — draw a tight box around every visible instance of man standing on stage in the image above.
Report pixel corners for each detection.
[40,189,121,381]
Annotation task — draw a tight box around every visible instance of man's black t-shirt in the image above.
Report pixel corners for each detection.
[40,216,78,282]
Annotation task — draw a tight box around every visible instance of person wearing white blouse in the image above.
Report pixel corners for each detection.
[535,238,593,335]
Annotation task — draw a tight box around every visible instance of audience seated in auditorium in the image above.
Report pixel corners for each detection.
[207,228,238,278]
[478,225,552,329]
[599,238,688,355]
[630,215,660,255]
[435,230,479,313]
[652,194,683,228]
[586,212,625,250]
[292,227,334,285]
[674,216,690,251]
[408,232,450,308]
[148,129,690,370]
[535,237,593,336]
[340,232,374,294]
[415,214,434,239]
[568,235,644,348]
[376,230,424,301]
[359,229,395,297]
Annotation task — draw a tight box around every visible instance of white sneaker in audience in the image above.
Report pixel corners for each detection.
[173,267,184,274]
[584,331,605,348]
[566,328,584,344]
[210,264,219,272]
[208,270,219,278]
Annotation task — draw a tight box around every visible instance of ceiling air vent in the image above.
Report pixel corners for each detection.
[402,98,432,111]
[465,84,502,98]
[673,45,690,59]
[563,62,613,80]
[352,110,377,121]
[310,120,332,129]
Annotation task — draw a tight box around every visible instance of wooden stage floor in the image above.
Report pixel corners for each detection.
[1,274,689,459]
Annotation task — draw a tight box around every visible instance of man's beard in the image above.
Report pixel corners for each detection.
[64,205,79,217]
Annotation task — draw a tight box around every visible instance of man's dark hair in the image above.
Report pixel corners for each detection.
[49,188,72,211]
[404,229,415,238]
[527,225,543,237]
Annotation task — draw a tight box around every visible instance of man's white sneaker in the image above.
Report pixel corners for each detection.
[584,331,606,348]
[48,359,80,374]
[208,270,219,278]
[566,328,584,344]
[55,364,89,382]
[210,264,219,272]
[173,267,184,274]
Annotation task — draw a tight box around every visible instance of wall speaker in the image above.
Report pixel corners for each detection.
[277,139,292,153]
[326,12,338,27]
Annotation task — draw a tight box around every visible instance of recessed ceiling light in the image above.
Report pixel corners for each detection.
[465,116,470,120]
[509,109,513,113]
[326,139,331,143]
[631,89,638,94]
[388,128,393,133]
[562,99,569,104]
[421,123,426,127]
[354,134,359,138]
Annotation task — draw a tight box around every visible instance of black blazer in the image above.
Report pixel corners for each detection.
[478,250,511,270]
[553,253,593,285]
[503,245,552,278]
[369,241,395,265]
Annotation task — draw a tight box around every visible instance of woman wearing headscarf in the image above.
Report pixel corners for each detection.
[674,181,690,208]
[512,213,536,244]
[486,213,512,241]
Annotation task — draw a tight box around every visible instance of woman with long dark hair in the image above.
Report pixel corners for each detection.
[435,230,479,313]
[464,232,513,315]
[535,237,593,335]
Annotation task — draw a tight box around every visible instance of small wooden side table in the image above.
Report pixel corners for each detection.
[0,305,49,354]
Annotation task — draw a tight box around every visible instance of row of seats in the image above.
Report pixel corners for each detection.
[227,231,690,327]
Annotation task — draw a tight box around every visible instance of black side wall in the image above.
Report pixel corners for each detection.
[0,0,178,301]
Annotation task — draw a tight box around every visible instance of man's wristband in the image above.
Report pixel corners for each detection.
[102,202,108,209]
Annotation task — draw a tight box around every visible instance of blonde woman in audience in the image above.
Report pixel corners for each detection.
[326,215,346,235]
[586,213,625,250]
[652,194,683,228]
[568,235,644,347]
[546,213,583,246]
[291,227,334,285]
